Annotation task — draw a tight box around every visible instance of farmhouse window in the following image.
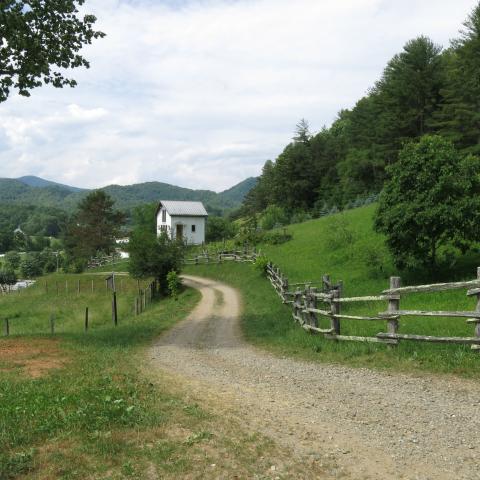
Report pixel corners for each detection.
[191,225,196,233]
[162,209,166,222]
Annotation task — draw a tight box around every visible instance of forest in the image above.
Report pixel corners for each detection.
[242,4,480,217]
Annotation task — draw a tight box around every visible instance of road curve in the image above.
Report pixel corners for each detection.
[150,275,480,480]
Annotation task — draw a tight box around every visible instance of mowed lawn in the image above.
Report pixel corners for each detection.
[185,205,480,378]
[0,273,313,479]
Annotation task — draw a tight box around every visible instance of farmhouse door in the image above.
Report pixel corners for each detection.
[176,224,184,240]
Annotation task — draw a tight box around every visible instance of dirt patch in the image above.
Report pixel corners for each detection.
[0,338,69,378]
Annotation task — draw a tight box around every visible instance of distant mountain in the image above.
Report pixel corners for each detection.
[16,175,85,193]
[0,176,258,216]
[217,177,257,204]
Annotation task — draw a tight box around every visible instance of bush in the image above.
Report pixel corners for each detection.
[260,205,289,230]
[166,270,181,299]
[128,230,184,290]
[206,217,237,242]
[253,255,270,276]
[323,215,354,250]
[262,230,293,245]
[4,251,21,270]
[290,211,312,224]
[20,254,43,278]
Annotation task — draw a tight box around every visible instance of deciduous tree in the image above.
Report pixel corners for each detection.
[0,0,105,101]
[375,135,480,269]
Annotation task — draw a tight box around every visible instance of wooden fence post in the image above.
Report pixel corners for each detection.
[45,281,48,294]
[85,307,89,332]
[112,292,118,326]
[4,318,9,336]
[65,280,68,295]
[473,267,480,351]
[50,312,55,334]
[301,287,309,326]
[309,287,318,329]
[330,288,341,335]
[142,290,146,311]
[293,291,300,322]
[283,275,289,303]
[322,274,331,293]
[388,276,401,334]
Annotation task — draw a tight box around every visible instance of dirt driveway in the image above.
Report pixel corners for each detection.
[150,275,480,480]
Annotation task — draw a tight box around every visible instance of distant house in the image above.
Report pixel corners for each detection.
[155,200,208,245]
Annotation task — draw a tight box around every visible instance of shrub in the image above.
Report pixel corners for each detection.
[128,230,184,290]
[20,254,43,278]
[253,255,270,276]
[4,251,21,270]
[323,215,354,250]
[166,270,181,299]
[206,217,237,242]
[262,230,293,245]
[290,211,312,224]
[260,205,289,230]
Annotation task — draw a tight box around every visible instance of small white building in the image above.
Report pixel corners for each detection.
[155,200,208,245]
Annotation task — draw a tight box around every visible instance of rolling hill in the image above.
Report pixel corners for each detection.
[0,176,257,215]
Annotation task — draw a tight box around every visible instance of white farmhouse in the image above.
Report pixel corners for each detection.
[155,200,208,245]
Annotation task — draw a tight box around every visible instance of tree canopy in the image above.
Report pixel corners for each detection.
[0,0,105,101]
[374,135,480,269]
[65,190,125,263]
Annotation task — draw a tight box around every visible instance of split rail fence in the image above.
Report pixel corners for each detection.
[186,247,480,350]
[184,249,259,265]
[266,262,480,350]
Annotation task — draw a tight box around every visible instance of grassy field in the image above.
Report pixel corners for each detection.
[185,205,480,378]
[0,273,315,479]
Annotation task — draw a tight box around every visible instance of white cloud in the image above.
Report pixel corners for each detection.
[0,0,477,191]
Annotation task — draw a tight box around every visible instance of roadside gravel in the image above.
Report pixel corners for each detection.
[150,275,480,480]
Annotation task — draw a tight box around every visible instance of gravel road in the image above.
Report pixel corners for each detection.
[150,275,480,480]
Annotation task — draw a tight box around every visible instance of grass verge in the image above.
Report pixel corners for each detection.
[0,273,324,479]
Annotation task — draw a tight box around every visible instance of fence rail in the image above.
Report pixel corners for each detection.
[186,247,480,350]
[184,249,259,265]
[266,262,480,350]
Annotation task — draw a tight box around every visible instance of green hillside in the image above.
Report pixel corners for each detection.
[0,176,257,215]
[186,205,480,377]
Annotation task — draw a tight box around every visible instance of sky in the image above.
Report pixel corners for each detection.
[0,0,477,192]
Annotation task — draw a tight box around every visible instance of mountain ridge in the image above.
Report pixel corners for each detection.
[0,176,257,215]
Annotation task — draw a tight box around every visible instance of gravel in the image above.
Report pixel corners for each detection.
[150,275,480,480]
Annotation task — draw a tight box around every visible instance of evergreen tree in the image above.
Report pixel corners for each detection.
[65,191,125,263]
[374,36,444,156]
[437,4,480,153]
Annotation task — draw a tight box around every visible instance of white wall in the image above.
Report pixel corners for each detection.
[156,209,206,245]
[156,208,172,236]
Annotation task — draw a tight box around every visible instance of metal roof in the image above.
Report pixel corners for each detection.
[159,200,208,217]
